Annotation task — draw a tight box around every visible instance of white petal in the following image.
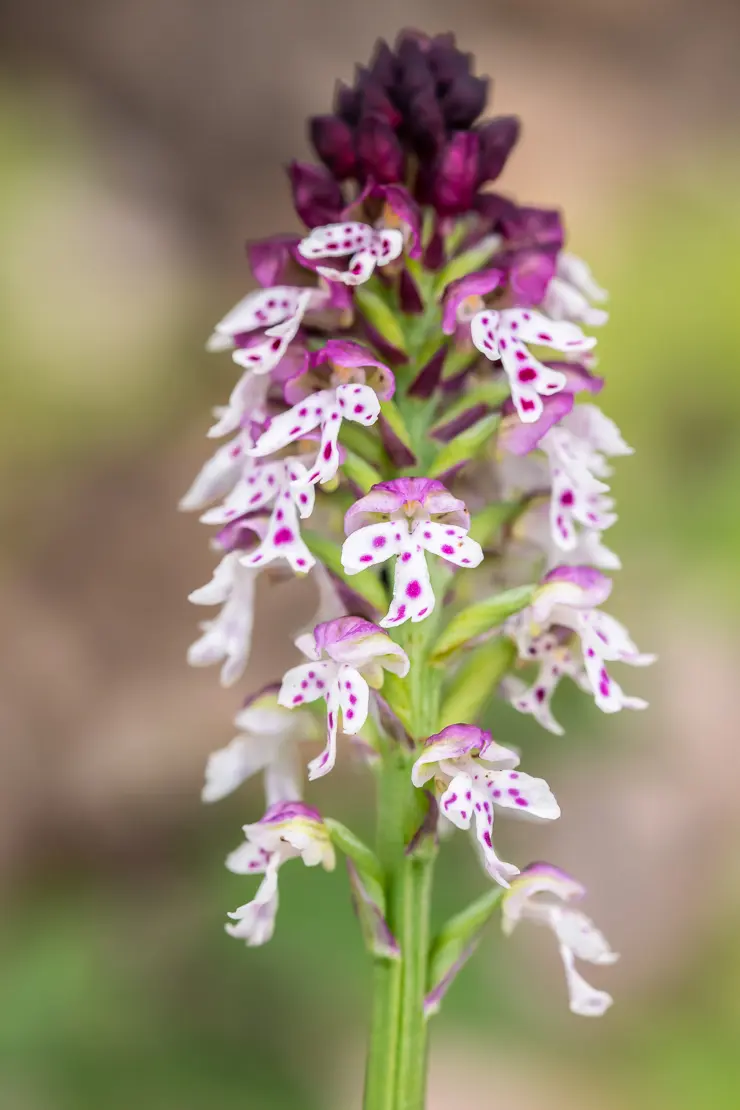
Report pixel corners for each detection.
[337,383,381,427]
[240,489,315,574]
[202,735,272,803]
[304,406,344,484]
[341,521,405,574]
[559,945,614,1017]
[374,228,404,265]
[307,680,340,780]
[188,551,240,606]
[278,661,334,708]
[232,290,311,376]
[380,543,435,627]
[298,223,375,260]
[416,521,483,569]
[210,287,305,342]
[199,461,283,525]
[179,435,247,511]
[502,309,597,354]
[207,370,270,439]
[317,249,377,286]
[249,393,333,458]
[336,665,369,735]
[485,768,560,820]
[470,309,502,360]
[557,253,608,303]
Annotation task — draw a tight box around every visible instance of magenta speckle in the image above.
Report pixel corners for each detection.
[274,527,294,545]
[406,580,422,598]
[372,535,387,549]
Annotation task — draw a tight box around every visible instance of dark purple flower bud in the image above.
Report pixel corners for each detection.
[477,116,520,184]
[474,191,518,230]
[440,74,489,130]
[246,234,300,287]
[408,347,447,398]
[356,118,405,184]
[423,223,445,270]
[399,269,424,315]
[287,161,344,228]
[501,204,564,254]
[432,402,491,442]
[310,115,357,180]
[424,132,480,216]
[378,413,417,468]
[336,80,362,125]
[360,82,402,128]
[368,38,397,88]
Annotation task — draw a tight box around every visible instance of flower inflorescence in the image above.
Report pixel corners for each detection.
[182,29,651,1026]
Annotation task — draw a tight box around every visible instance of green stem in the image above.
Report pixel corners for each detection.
[363,625,439,1110]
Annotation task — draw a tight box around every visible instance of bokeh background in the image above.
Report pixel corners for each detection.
[1,1,740,1107]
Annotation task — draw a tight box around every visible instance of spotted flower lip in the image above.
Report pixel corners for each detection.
[506,565,655,731]
[502,863,618,1017]
[411,724,560,887]
[298,221,405,287]
[342,480,483,626]
[470,307,597,424]
[249,341,394,487]
[278,618,409,780]
[226,801,335,947]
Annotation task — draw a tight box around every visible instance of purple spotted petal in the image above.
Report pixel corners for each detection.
[498,393,574,456]
[441,268,504,335]
[425,723,491,757]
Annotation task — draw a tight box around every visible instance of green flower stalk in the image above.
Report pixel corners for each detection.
[181,28,653,1110]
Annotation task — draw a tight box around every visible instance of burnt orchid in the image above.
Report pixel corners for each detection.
[181,28,651,1109]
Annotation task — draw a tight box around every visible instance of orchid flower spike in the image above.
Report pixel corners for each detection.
[202,685,319,806]
[278,617,409,779]
[412,725,560,887]
[250,340,395,486]
[341,479,483,626]
[502,863,618,1016]
[226,802,335,946]
[505,567,655,734]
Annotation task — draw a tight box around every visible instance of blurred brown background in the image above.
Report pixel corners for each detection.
[1,1,740,1107]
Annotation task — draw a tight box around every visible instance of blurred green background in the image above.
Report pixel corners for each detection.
[1,2,739,1107]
